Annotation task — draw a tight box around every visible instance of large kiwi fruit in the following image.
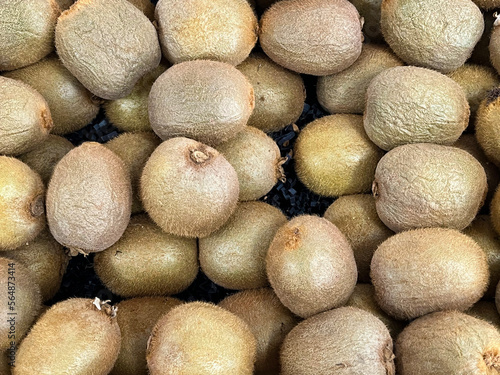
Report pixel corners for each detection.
[146,302,257,374]
[127,0,155,20]
[351,0,383,43]
[373,143,487,232]
[141,137,239,238]
[476,88,500,167]
[46,142,132,254]
[466,301,500,329]
[55,0,161,100]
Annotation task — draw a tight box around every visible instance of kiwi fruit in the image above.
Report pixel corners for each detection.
[373,143,487,232]
[281,306,395,375]
[149,60,254,146]
[216,127,284,201]
[105,132,161,213]
[46,142,132,254]
[323,195,393,283]
[13,298,120,375]
[141,137,239,238]
[237,53,305,133]
[155,0,257,66]
[55,0,161,100]
[219,288,299,375]
[396,311,500,375]
[351,0,383,43]
[199,201,287,290]
[381,0,484,73]
[0,157,45,251]
[259,0,363,76]
[127,0,155,20]
[266,215,357,318]
[146,302,257,374]
[294,114,384,197]
[466,301,500,329]
[476,88,500,167]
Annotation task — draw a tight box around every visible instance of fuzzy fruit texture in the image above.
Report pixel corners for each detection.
[491,17,500,76]
[55,0,161,100]
[476,88,500,167]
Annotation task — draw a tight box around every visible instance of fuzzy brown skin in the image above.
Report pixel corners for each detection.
[473,0,500,8]
[351,0,383,43]
[127,0,155,20]
[396,311,500,375]
[260,0,363,76]
[492,19,500,76]
[149,60,254,146]
[0,351,10,374]
[200,202,286,290]
[318,44,403,115]
[374,143,487,232]
[371,228,489,320]
[147,302,257,375]
[46,142,132,254]
[237,53,305,133]
[266,215,357,318]
[295,114,384,197]
[13,298,121,375]
[467,301,500,329]
[491,187,500,239]
[476,88,500,167]
[219,288,298,375]
[0,157,45,250]
[381,0,484,73]
[55,0,73,10]
[141,137,239,238]
[281,307,395,375]
[55,0,161,100]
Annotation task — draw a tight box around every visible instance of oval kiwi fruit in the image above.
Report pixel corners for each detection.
[466,301,500,329]
[373,143,487,232]
[127,0,155,20]
[294,114,384,197]
[141,137,239,238]
[350,0,383,43]
[476,88,500,167]
[46,142,132,254]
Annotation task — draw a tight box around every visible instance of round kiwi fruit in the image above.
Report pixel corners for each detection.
[351,0,383,43]
[55,0,161,100]
[199,201,287,290]
[476,88,500,167]
[281,306,395,375]
[371,228,489,320]
[317,44,403,115]
[127,0,155,20]
[236,53,305,133]
[146,302,257,374]
[149,60,254,146]
[219,288,299,375]
[294,114,384,197]
[381,0,484,73]
[266,215,357,318]
[0,157,45,251]
[466,301,500,329]
[13,298,121,375]
[141,137,239,238]
[46,142,132,254]
[373,143,487,232]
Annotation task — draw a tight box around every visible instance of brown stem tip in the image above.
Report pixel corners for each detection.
[93,297,118,318]
[484,349,500,371]
[30,195,45,217]
[190,149,211,164]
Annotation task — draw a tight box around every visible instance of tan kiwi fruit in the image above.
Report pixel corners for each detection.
[216,127,284,201]
[127,0,155,20]
[317,44,403,115]
[466,301,500,329]
[371,228,489,320]
[149,60,254,146]
[55,0,161,100]
[0,157,45,251]
[476,88,500,167]
[199,202,287,290]
[396,311,500,375]
[146,302,257,375]
[46,142,132,254]
[294,114,384,197]
[219,288,299,375]
[141,137,239,238]
[105,132,161,214]
[110,297,183,375]
[13,298,120,375]
[237,53,305,133]
[155,0,257,66]
[351,0,383,43]
[381,0,484,73]
[281,306,395,375]
[260,0,363,76]
[373,143,487,232]
[266,215,357,318]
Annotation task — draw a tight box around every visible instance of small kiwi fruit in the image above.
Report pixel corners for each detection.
[199,201,287,290]
[294,114,384,197]
[476,88,500,167]
[373,143,487,232]
[146,302,257,375]
[466,301,500,329]
[371,228,489,320]
[127,0,155,20]
[280,306,395,375]
[55,0,161,100]
[141,137,239,238]
[46,142,132,254]
[350,0,383,43]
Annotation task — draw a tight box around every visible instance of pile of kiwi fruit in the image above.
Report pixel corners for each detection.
[2,0,500,373]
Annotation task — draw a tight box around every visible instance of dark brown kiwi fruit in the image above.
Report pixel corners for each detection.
[127,0,155,20]
[466,301,500,329]
[476,88,500,167]
[351,0,383,43]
